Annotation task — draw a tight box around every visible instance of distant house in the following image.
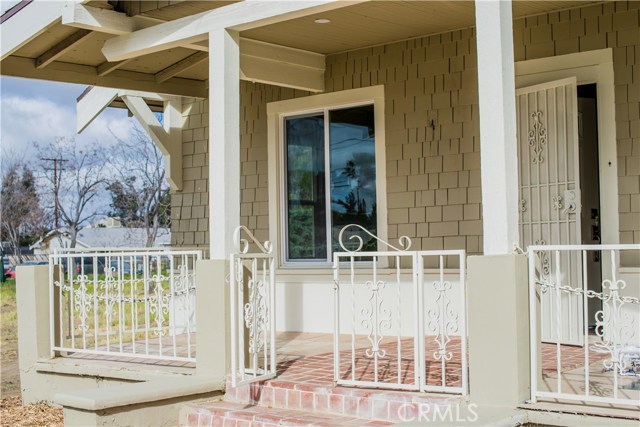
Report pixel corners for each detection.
[30,227,171,254]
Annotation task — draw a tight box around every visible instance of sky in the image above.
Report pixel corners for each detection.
[0,0,137,164]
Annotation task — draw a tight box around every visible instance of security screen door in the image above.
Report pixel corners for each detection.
[516,77,583,345]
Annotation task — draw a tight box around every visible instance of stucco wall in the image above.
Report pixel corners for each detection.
[171,0,640,253]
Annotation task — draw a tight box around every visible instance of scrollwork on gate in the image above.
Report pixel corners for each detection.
[427,280,459,362]
[244,276,269,355]
[528,111,547,164]
[360,280,392,359]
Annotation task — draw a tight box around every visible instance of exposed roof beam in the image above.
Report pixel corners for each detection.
[62,2,139,35]
[102,0,365,62]
[62,3,209,51]
[239,38,325,92]
[77,86,166,133]
[1,0,91,61]
[35,29,92,69]
[1,56,207,98]
[96,58,132,76]
[155,51,207,83]
[76,86,118,133]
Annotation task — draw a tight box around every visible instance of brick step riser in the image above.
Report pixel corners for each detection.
[182,403,392,427]
[225,380,459,423]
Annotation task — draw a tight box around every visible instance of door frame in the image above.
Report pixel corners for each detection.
[515,48,619,247]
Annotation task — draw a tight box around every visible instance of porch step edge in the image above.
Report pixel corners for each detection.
[55,375,222,411]
[35,357,195,382]
[181,400,392,427]
[226,378,463,422]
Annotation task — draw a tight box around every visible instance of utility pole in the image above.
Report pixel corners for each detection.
[41,157,67,229]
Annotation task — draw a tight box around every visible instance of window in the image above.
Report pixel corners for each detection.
[267,86,386,266]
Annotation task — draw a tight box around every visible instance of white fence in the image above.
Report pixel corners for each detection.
[528,244,640,407]
[229,226,276,387]
[49,248,201,362]
[333,225,468,394]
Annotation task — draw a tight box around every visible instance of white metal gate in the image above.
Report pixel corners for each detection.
[332,225,468,394]
[229,226,276,387]
[516,77,583,345]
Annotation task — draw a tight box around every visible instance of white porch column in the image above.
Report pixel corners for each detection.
[209,29,240,259]
[474,0,519,255]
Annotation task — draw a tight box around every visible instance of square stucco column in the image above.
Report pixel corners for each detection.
[467,254,530,408]
[16,265,53,403]
[195,259,229,385]
[474,0,519,255]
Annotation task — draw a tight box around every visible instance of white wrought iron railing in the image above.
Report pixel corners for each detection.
[528,244,640,407]
[229,226,276,387]
[49,248,201,363]
[333,225,468,394]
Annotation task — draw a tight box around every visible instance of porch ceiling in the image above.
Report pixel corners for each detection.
[240,0,600,54]
[0,0,601,97]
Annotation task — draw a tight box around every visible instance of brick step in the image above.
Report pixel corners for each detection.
[181,400,391,427]
[225,378,461,423]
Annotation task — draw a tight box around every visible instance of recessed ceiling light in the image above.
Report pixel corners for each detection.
[314,18,331,24]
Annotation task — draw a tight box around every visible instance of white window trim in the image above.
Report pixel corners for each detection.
[267,85,387,268]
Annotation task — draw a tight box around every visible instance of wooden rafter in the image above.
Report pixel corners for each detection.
[62,3,209,51]
[35,29,92,69]
[96,59,132,77]
[155,51,208,83]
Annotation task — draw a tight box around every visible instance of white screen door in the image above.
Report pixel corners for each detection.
[516,77,583,345]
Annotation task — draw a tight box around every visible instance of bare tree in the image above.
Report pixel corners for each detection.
[0,158,47,255]
[37,137,108,248]
[107,126,170,247]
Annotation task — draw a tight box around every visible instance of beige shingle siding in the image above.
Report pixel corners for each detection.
[171,98,209,248]
[171,1,639,252]
[323,28,482,253]
[239,83,310,245]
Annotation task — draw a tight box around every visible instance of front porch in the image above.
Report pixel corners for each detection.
[15,240,638,426]
[3,0,640,425]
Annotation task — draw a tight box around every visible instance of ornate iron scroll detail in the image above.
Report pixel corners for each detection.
[244,276,269,355]
[149,273,170,337]
[528,111,547,164]
[519,199,527,213]
[338,223,411,253]
[427,280,459,362]
[73,275,93,331]
[234,225,273,255]
[592,279,640,376]
[552,196,563,211]
[361,280,392,359]
[232,225,272,358]
[533,240,550,280]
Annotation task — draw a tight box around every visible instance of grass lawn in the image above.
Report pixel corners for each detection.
[1,279,18,397]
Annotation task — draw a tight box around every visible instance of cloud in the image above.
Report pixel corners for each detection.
[0,93,137,166]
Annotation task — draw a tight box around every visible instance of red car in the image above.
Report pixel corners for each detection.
[5,265,16,279]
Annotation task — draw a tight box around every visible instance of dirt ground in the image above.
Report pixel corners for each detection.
[1,280,63,427]
[1,279,20,398]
